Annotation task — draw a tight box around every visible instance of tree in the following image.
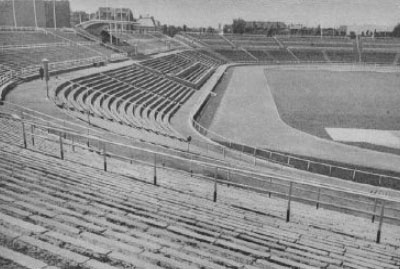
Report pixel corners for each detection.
[392,23,400,37]
[183,24,187,32]
[162,24,168,35]
[232,18,246,34]
[167,25,178,37]
[223,24,231,33]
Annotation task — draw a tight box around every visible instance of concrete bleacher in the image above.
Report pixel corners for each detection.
[141,52,219,88]
[111,30,182,55]
[224,34,280,49]
[186,33,233,48]
[0,45,105,69]
[0,29,125,85]
[178,50,226,66]
[215,49,256,62]
[325,50,357,63]
[291,49,326,62]
[0,30,61,46]
[278,36,354,49]
[361,38,400,52]
[0,115,400,269]
[141,54,193,74]
[266,48,298,62]
[55,64,194,139]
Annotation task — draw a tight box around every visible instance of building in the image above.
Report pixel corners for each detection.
[0,0,70,28]
[136,16,158,32]
[92,7,133,22]
[70,11,90,26]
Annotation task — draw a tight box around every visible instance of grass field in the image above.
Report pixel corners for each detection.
[266,70,400,141]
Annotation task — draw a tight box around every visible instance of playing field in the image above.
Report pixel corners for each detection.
[207,65,400,172]
[266,69,400,139]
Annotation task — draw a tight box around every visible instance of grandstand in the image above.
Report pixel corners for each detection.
[1,104,400,269]
[2,3,400,267]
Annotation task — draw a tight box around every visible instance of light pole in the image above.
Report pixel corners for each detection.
[187,136,192,152]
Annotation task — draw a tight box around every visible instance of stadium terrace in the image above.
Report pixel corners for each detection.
[1,1,400,268]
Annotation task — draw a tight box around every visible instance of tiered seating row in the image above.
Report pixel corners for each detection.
[224,34,279,48]
[55,64,194,139]
[278,37,354,48]
[0,45,106,71]
[0,123,400,269]
[141,54,193,74]
[178,50,226,66]
[186,33,233,48]
[0,31,61,46]
[46,29,94,43]
[215,49,256,62]
[141,52,218,87]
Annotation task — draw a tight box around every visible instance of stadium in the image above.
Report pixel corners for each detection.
[1,0,400,268]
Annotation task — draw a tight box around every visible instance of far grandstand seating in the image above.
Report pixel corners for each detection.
[140,51,219,87]
[361,38,400,51]
[178,50,226,66]
[0,29,127,83]
[0,45,107,70]
[362,51,398,64]
[247,50,275,62]
[278,36,354,49]
[267,48,298,62]
[186,33,233,48]
[110,30,183,55]
[291,49,326,62]
[141,54,193,74]
[46,28,96,43]
[215,49,256,62]
[55,64,194,139]
[326,50,357,62]
[0,31,61,46]
[224,34,279,49]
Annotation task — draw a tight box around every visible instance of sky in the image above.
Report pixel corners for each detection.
[69,0,400,29]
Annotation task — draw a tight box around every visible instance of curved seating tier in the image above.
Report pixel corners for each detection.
[55,64,195,139]
[141,52,219,87]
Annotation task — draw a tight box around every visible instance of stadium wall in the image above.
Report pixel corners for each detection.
[0,0,70,28]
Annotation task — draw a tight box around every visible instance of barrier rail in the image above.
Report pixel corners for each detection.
[1,111,400,244]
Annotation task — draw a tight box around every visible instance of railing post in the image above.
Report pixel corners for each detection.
[222,147,226,159]
[376,200,385,244]
[286,182,293,222]
[213,168,218,202]
[316,188,321,209]
[103,143,107,172]
[254,147,257,166]
[153,153,157,186]
[189,155,193,177]
[59,134,64,160]
[71,136,75,152]
[30,124,35,146]
[372,198,378,223]
[352,170,357,181]
[269,178,272,198]
[306,161,311,171]
[21,114,27,149]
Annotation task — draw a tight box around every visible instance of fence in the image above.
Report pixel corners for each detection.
[2,111,400,244]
